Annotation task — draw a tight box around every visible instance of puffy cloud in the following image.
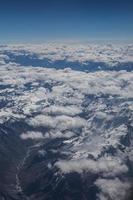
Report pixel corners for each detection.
[1,43,133,67]
[0,44,133,199]
[45,130,75,139]
[42,105,82,116]
[55,115,86,130]
[20,131,44,140]
[95,178,131,200]
[27,115,55,128]
[55,156,128,175]
[28,114,86,131]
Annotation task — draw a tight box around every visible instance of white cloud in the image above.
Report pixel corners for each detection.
[55,156,128,175]
[95,178,131,200]
[27,115,55,128]
[0,44,133,196]
[20,131,44,140]
[42,105,82,116]
[2,43,133,66]
[28,114,86,131]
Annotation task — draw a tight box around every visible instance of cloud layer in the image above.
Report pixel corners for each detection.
[0,43,133,71]
[0,43,133,200]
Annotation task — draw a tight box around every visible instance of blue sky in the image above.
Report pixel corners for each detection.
[0,0,133,43]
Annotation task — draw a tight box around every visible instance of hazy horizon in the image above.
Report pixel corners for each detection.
[0,0,133,43]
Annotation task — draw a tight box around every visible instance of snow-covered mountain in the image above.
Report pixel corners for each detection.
[0,43,133,200]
